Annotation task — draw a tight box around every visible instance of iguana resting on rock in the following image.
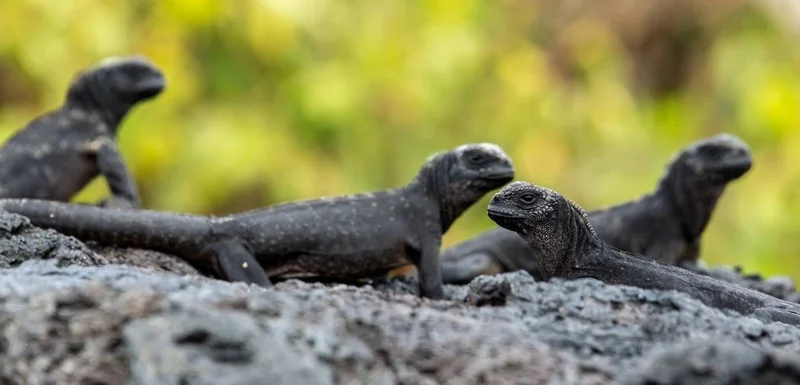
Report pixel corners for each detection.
[439,133,753,284]
[0,143,515,299]
[486,181,800,326]
[0,55,166,209]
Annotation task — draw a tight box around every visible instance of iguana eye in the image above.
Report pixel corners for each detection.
[519,193,536,205]
[468,153,485,164]
[698,145,724,158]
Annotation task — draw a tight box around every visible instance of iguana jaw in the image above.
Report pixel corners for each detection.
[486,201,527,233]
[482,169,515,181]
[480,169,515,189]
[709,157,752,183]
[133,77,166,100]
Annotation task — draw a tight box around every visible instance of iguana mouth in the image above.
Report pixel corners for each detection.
[712,158,752,181]
[487,205,524,220]
[482,170,515,181]
[134,77,166,99]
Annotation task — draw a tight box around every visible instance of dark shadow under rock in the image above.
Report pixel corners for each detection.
[0,211,107,268]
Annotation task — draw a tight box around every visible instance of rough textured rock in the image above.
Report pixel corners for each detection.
[398,258,800,304]
[0,211,106,268]
[3,212,800,384]
[617,338,800,385]
[89,243,202,277]
[124,308,336,385]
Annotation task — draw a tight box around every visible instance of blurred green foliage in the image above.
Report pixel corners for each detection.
[1,0,800,279]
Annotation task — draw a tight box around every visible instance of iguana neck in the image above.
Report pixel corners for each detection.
[656,164,724,243]
[408,153,476,233]
[564,211,606,275]
[65,82,133,130]
[528,204,601,279]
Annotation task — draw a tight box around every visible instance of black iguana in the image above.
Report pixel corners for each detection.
[0,55,166,209]
[0,143,515,298]
[486,181,800,327]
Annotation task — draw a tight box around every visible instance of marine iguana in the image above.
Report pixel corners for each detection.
[0,55,166,209]
[0,143,515,298]
[485,181,800,326]
[439,133,753,284]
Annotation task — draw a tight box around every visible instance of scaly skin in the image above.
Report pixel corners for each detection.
[0,143,515,299]
[439,133,753,284]
[0,55,166,209]
[485,181,800,327]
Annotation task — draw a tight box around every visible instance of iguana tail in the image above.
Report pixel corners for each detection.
[0,198,211,256]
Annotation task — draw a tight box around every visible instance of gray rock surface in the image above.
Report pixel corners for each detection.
[617,338,800,385]
[3,211,800,384]
[0,211,106,268]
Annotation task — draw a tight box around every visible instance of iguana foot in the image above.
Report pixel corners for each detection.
[196,238,272,288]
[421,285,445,300]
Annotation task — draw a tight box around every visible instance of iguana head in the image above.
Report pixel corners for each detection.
[450,143,515,188]
[66,55,166,125]
[414,143,515,232]
[487,181,594,278]
[676,133,753,185]
[658,133,753,240]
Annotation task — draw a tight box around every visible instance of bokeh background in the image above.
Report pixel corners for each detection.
[1,0,799,279]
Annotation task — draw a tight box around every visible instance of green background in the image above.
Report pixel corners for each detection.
[1,0,799,280]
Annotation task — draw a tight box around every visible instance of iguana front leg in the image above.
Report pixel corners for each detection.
[410,237,445,299]
[197,238,272,287]
[675,239,701,266]
[86,138,141,209]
